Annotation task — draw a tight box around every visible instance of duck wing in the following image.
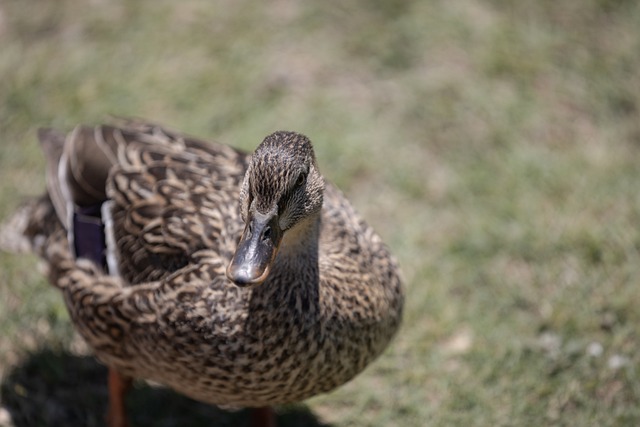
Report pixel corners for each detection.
[40,120,249,284]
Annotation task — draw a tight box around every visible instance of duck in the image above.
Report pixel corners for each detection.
[24,119,404,427]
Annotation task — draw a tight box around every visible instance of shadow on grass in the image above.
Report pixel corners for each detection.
[1,348,331,427]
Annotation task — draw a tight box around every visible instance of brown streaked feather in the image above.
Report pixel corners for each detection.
[39,122,248,285]
[98,125,247,284]
[25,119,404,409]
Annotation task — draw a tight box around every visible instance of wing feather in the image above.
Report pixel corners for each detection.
[59,121,249,285]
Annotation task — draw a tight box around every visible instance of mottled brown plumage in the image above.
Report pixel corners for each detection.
[26,119,404,414]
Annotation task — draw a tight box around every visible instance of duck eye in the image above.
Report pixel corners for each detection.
[296,172,307,187]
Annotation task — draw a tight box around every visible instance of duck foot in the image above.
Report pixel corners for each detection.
[107,368,133,427]
[250,406,276,427]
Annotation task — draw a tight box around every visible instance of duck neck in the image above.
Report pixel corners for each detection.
[270,213,321,285]
[281,213,320,259]
[249,213,322,331]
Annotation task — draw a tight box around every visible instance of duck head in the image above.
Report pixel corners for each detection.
[226,131,324,287]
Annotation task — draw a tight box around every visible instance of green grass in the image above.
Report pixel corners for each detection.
[2,0,640,425]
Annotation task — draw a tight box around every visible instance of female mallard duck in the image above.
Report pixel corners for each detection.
[26,120,404,427]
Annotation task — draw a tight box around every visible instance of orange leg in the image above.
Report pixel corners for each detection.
[250,406,277,427]
[107,368,133,427]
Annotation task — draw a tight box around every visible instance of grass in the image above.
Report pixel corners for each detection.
[1,0,640,425]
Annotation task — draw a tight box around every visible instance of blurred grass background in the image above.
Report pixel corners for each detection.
[1,0,640,426]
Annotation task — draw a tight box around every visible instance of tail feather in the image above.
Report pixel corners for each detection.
[0,128,69,257]
[0,201,35,254]
[4,124,132,287]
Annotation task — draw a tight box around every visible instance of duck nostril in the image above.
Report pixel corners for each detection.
[262,226,271,241]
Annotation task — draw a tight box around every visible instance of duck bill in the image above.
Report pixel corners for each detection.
[226,212,283,287]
